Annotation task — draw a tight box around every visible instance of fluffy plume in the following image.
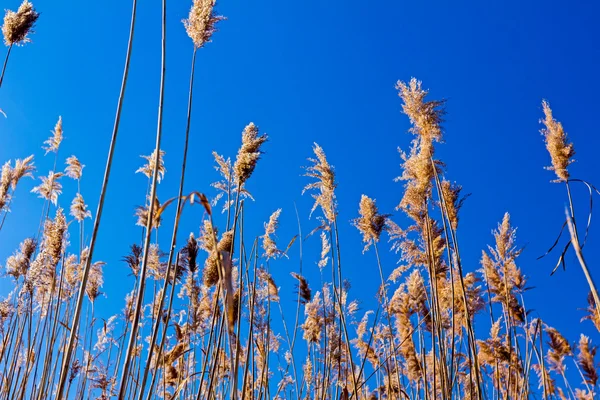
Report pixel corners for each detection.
[43,117,63,155]
[70,193,91,221]
[546,326,572,374]
[135,196,162,229]
[540,100,575,182]
[303,143,337,222]
[31,171,63,205]
[136,149,166,183]
[184,0,224,49]
[65,155,84,180]
[11,155,35,189]
[353,195,389,252]
[2,0,39,46]
[577,334,598,387]
[233,122,267,186]
[262,209,283,259]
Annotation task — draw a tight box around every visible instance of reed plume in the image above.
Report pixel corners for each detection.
[352,195,389,253]
[43,117,64,155]
[2,0,39,46]
[234,122,268,186]
[540,100,574,182]
[184,0,224,49]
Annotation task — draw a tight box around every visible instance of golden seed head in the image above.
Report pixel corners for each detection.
[353,195,389,252]
[183,0,224,49]
[70,193,91,222]
[136,149,166,183]
[262,209,282,259]
[233,122,267,186]
[396,78,445,143]
[11,155,35,189]
[2,0,39,46]
[43,117,63,155]
[540,100,575,182]
[65,155,84,180]
[31,171,63,205]
[303,143,337,223]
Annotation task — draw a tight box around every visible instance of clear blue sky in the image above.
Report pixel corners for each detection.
[1,0,600,355]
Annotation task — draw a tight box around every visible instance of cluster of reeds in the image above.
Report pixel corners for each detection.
[1,1,600,399]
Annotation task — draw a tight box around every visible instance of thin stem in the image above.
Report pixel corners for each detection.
[117,0,166,396]
[0,44,13,89]
[56,0,138,397]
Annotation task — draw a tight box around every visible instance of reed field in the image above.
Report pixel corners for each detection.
[0,0,599,399]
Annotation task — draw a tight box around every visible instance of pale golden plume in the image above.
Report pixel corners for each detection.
[396,78,445,143]
[31,171,63,205]
[70,193,91,221]
[183,0,224,49]
[136,149,166,183]
[233,122,267,186]
[2,0,39,46]
[440,180,466,231]
[540,100,575,182]
[303,143,337,223]
[65,155,84,180]
[11,155,35,189]
[43,117,63,155]
[352,195,389,253]
[262,208,283,259]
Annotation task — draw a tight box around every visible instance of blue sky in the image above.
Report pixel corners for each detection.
[1,0,600,365]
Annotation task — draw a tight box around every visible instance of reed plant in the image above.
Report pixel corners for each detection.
[0,1,599,399]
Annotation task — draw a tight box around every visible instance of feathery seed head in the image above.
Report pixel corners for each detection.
[262,209,283,259]
[11,155,35,189]
[2,1,39,46]
[70,193,91,221]
[135,196,162,229]
[540,100,575,182]
[65,155,84,180]
[184,0,224,49]
[303,143,337,222]
[31,171,63,205]
[233,122,267,186]
[136,149,166,183]
[440,180,466,231]
[43,117,63,155]
[396,78,445,142]
[353,195,389,253]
